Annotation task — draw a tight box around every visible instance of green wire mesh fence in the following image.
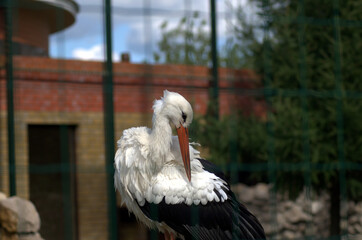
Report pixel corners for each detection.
[1,0,362,240]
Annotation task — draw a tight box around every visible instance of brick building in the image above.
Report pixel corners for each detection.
[0,1,264,240]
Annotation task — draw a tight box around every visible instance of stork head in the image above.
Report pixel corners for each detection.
[153,90,193,181]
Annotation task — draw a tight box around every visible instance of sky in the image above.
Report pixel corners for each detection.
[49,0,258,63]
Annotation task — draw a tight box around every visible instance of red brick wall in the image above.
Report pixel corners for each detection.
[0,56,265,117]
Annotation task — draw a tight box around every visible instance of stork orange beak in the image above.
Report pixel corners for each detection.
[177,125,191,182]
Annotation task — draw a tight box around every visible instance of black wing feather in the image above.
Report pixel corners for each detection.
[197,158,227,182]
[138,159,266,240]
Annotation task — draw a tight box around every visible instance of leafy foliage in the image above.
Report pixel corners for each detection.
[154,12,211,66]
[153,10,246,67]
[155,0,362,202]
[190,112,268,185]
[241,0,362,201]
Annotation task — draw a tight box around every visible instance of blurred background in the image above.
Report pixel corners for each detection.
[0,0,361,240]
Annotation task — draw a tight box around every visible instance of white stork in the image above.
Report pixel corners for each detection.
[114,90,266,240]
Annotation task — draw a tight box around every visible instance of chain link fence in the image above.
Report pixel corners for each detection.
[1,0,361,240]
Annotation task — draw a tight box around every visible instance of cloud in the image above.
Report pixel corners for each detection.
[51,0,259,62]
[72,44,120,61]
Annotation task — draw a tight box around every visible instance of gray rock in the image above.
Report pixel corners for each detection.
[282,201,294,211]
[0,197,41,233]
[284,205,312,223]
[0,203,18,233]
[276,213,297,231]
[354,224,362,234]
[355,203,362,213]
[262,224,274,235]
[349,215,360,225]
[348,234,362,240]
[311,201,324,215]
[254,183,269,201]
[238,185,255,203]
[348,225,356,234]
[19,232,44,240]
[348,202,356,214]
[282,230,297,239]
[0,229,44,240]
[0,228,18,240]
[0,193,6,201]
[231,184,362,240]
[341,202,349,216]
[297,223,306,233]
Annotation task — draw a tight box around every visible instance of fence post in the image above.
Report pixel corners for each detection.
[333,0,346,238]
[103,0,118,239]
[209,0,219,119]
[5,0,16,196]
[60,125,75,240]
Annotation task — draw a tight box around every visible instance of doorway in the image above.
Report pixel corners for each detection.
[28,125,78,240]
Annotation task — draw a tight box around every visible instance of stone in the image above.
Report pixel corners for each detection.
[355,203,362,213]
[0,228,44,240]
[348,202,356,214]
[0,228,18,240]
[19,232,44,240]
[297,223,306,233]
[254,183,269,201]
[0,197,41,234]
[229,184,362,240]
[341,202,349,216]
[284,205,311,223]
[354,224,362,234]
[354,224,362,233]
[349,215,359,225]
[348,225,356,234]
[282,201,294,210]
[311,201,323,215]
[305,224,317,236]
[348,234,362,240]
[262,224,274,235]
[0,204,18,233]
[341,219,348,230]
[239,185,255,203]
[0,193,6,201]
[282,230,297,239]
[276,213,297,231]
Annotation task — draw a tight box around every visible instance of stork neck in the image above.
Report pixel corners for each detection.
[150,114,172,161]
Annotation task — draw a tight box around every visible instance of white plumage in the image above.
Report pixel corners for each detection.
[114,90,265,240]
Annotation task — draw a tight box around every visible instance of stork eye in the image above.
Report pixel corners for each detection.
[182,112,187,123]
